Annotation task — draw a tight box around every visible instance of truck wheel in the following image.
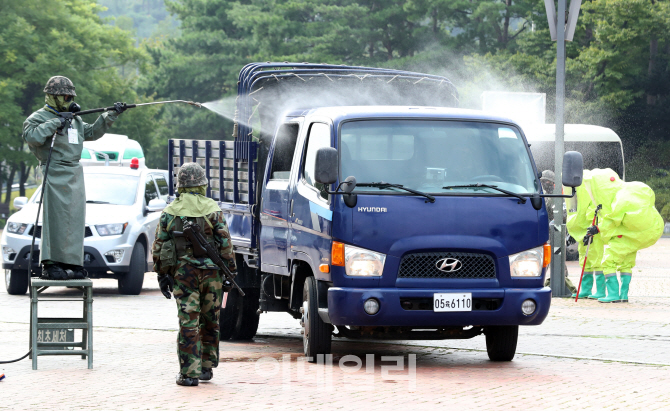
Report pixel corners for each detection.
[5,269,28,295]
[231,288,260,340]
[301,276,331,362]
[118,243,145,295]
[220,289,241,340]
[485,325,519,361]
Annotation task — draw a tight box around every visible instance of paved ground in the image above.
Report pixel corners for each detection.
[1,239,669,410]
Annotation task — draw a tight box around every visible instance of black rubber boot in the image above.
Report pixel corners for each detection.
[176,374,199,386]
[199,368,213,381]
[69,266,89,279]
[42,264,69,280]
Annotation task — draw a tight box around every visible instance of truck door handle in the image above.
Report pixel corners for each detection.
[290,199,294,217]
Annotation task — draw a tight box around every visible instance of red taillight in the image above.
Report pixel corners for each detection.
[130,157,139,169]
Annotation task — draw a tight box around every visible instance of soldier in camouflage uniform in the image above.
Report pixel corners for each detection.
[152,163,237,386]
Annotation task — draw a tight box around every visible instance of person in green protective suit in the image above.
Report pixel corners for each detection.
[152,162,237,387]
[22,76,126,279]
[584,169,664,303]
[566,170,606,299]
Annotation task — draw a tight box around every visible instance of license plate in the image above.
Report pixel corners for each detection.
[433,293,472,312]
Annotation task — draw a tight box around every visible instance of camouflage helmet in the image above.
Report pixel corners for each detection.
[43,76,77,96]
[177,162,208,188]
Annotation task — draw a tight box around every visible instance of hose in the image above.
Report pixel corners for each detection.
[0,349,31,364]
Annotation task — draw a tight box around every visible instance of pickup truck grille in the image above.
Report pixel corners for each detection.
[29,226,94,239]
[398,252,496,279]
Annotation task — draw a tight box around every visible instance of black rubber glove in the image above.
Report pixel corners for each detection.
[583,225,599,246]
[113,102,128,114]
[157,274,174,299]
[56,113,74,135]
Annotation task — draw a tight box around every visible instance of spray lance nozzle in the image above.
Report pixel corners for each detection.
[71,99,203,117]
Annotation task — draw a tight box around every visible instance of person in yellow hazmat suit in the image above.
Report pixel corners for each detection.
[583,169,664,303]
[566,170,606,299]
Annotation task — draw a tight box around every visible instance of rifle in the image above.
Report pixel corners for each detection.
[174,220,245,296]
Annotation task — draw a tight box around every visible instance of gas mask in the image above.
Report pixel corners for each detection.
[46,94,81,113]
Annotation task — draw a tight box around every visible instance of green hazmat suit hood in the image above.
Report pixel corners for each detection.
[163,185,220,217]
[588,168,623,216]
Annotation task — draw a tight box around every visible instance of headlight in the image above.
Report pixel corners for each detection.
[509,246,544,277]
[104,249,125,263]
[344,245,386,277]
[95,223,128,236]
[6,222,28,234]
[2,246,16,262]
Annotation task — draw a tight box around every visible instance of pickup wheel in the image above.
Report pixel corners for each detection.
[118,243,145,295]
[5,269,28,295]
[219,289,241,340]
[301,276,331,362]
[231,288,260,340]
[485,325,519,361]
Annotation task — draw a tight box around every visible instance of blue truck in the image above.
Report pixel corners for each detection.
[168,62,584,362]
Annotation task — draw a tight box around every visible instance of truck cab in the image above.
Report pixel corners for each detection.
[168,62,583,362]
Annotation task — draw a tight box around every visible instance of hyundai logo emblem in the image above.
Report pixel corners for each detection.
[436,258,462,272]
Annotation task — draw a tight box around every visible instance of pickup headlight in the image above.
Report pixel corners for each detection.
[6,222,28,234]
[95,223,128,236]
[509,246,544,277]
[344,245,386,277]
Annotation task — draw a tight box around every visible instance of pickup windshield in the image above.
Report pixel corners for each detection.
[340,120,538,195]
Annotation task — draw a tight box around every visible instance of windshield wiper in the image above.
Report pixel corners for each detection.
[86,200,110,204]
[356,182,435,203]
[441,183,526,204]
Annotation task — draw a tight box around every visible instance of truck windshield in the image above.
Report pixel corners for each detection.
[340,120,538,195]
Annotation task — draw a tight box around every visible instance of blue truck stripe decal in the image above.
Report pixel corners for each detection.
[309,201,333,221]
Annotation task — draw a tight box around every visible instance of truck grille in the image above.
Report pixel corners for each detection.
[29,226,94,239]
[398,252,496,279]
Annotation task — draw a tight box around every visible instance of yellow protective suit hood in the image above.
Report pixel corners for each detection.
[589,169,664,252]
[163,185,220,217]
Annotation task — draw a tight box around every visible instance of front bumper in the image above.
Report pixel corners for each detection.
[3,245,129,278]
[327,287,551,327]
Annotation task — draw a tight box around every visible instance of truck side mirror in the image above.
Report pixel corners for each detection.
[562,151,583,187]
[315,147,338,185]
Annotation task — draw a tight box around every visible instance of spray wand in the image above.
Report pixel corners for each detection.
[73,100,202,116]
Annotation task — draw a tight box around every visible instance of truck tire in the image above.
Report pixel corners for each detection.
[220,289,241,340]
[5,269,28,295]
[485,325,519,361]
[118,243,145,295]
[301,276,331,362]
[231,288,260,340]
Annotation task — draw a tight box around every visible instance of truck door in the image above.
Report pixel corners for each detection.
[288,122,333,280]
[259,122,301,275]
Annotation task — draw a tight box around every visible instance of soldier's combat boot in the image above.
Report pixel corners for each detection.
[619,273,632,303]
[598,274,620,303]
[176,374,199,386]
[199,368,213,381]
[572,271,593,298]
[588,272,606,299]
